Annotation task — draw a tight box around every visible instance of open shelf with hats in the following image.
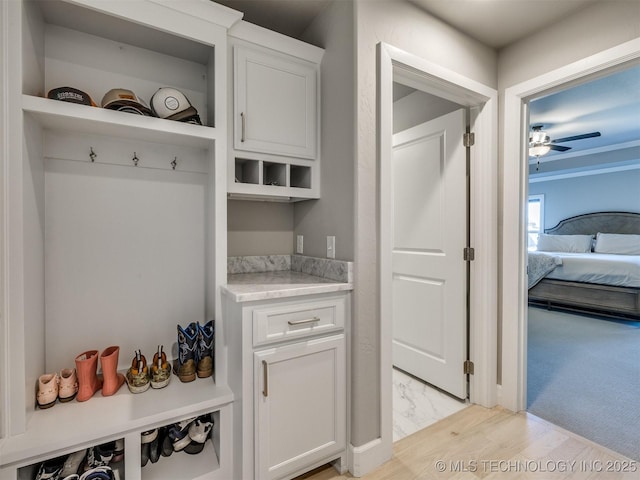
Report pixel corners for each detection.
[22,95,220,149]
[227,22,324,201]
[2,1,237,480]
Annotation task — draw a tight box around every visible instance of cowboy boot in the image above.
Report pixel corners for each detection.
[174,323,198,382]
[197,320,214,378]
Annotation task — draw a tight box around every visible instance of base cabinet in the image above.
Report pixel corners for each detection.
[224,291,349,480]
[254,336,345,480]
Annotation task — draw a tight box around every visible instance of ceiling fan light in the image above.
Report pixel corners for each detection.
[530,130,548,144]
[529,144,551,157]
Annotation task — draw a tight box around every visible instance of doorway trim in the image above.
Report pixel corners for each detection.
[377,42,498,465]
[500,37,640,412]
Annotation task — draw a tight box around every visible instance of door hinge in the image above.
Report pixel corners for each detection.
[463,247,475,261]
[464,360,474,375]
[463,132,475,147]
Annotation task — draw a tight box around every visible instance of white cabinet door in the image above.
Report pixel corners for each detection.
[254,335,345,480]
[234,45,317,159]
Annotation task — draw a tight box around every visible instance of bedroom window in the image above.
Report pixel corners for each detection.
[528,194,545,250]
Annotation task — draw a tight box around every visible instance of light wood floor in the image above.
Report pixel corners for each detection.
[299,405,637,479]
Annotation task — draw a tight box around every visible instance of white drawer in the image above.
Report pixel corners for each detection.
[252,296,345,346]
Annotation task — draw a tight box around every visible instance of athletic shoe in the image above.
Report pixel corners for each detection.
[167,417,195,452]
[184,414,214,455]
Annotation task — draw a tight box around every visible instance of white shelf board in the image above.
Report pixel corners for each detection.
[22,95,219,149]
[142,438,219,480]
[0,378,233,467]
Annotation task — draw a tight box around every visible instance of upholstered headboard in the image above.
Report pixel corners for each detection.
[545,212,640,235]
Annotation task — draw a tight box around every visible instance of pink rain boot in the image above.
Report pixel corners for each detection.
[100,346,125,396]
[75,350,103,401]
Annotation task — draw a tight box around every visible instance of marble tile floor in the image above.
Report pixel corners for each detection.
[392,367,468,442]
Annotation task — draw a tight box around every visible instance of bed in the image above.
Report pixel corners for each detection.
[527,211,640,319]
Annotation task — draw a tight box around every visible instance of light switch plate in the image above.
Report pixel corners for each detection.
[327,236,335,259]
[297,235,303,254]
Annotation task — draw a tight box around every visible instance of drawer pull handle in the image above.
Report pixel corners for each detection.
[240,112,246,142]
[288,316,321,326]
[262,360,268,397]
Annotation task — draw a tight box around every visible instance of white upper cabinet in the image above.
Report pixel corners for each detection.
[228,22,323,201]
[234,45,317,159]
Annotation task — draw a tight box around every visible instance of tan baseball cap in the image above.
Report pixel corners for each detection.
[101,88,153,116]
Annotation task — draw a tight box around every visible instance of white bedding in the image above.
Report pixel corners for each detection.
[543,252,640,288]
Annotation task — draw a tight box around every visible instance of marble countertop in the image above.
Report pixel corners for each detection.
[222,270,353,303]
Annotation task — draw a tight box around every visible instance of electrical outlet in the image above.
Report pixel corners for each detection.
[326,236,335,259]
[296,235,303,254]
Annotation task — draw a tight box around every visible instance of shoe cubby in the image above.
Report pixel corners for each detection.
[234,158,260,184]
[228,157,316,200]
[263,162,287,187]
[17,437,126,480]
[140,409,225,480]
[2,1,236,479]
[290,165,312,190]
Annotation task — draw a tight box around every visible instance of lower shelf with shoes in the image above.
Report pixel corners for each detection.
[3,402,233,480]
[140,412,219,480]
[17,438,126,480]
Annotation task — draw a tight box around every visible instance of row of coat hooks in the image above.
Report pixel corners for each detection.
[89,147,179,170]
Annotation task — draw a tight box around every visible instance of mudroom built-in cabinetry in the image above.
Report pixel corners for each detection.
[0,1,340,479]
[1,1,237,479]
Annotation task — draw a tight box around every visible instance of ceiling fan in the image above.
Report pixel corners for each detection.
[529,124,601,170]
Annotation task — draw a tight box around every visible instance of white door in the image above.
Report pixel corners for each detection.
[391,108,467,399]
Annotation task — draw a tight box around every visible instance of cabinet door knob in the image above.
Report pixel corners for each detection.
[262,360,269,397]
[287,316,321,326]
[240,112,246,142]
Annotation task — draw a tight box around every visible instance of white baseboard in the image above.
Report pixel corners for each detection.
[348,438,391,477]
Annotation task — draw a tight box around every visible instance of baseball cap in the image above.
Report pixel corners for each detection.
[47,87,97,106]
[101,88,153,116]
[150,87,202,125]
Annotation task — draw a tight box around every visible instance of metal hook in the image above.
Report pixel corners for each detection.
[132,152,139,167]
[89,147,97,162]
[171,157,178,170]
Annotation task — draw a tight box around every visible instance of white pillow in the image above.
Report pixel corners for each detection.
[594,233,640,255]
[537,234,593,253]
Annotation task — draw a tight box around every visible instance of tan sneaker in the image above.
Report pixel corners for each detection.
[150,345,171,389]
[126,350,150,394]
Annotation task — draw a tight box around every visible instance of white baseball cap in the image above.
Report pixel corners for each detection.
[150,87,201,124]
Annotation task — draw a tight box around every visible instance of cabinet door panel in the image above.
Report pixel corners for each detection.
[254,335,345,480]
[235,46,317,159]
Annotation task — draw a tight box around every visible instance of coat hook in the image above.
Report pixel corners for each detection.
[132,152,139,167]
[89,147,97,162]
[171,157,178,170]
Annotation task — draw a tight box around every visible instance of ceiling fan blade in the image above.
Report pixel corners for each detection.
[551,131,601,143]
[549,144,571,152]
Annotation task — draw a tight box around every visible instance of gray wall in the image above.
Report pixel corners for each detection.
[529,169,640,230]
[296,0,356,261]
[353,0,497,448]
[227,200,293,256]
